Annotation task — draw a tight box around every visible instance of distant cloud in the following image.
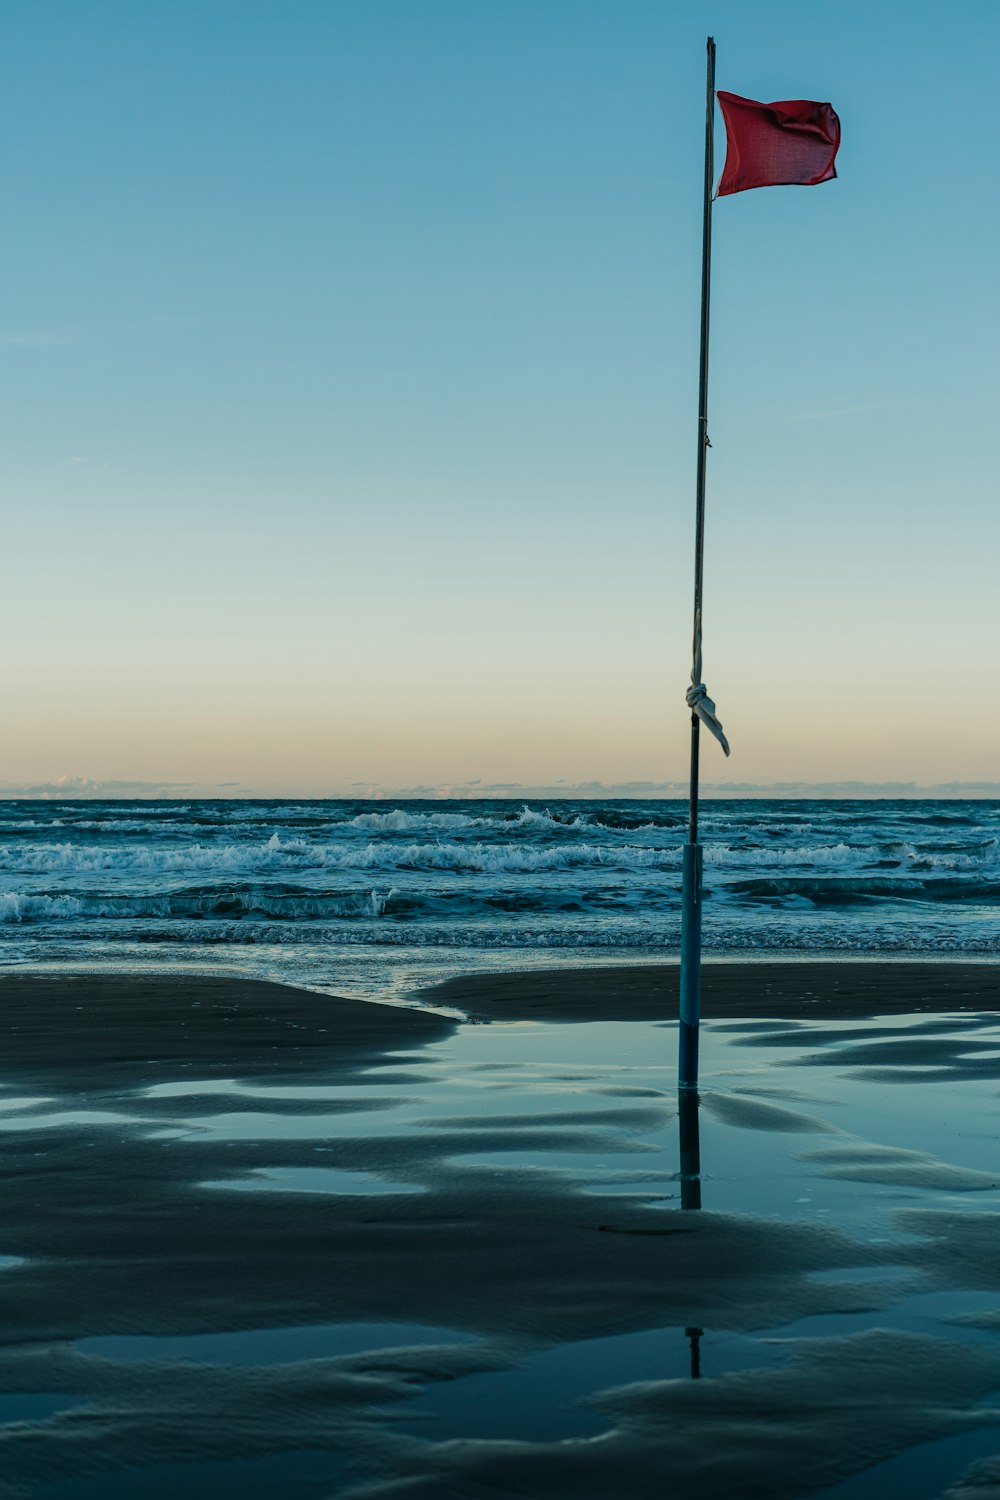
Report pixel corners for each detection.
[3,775,997,802]
[701,780,1000,797]
[372,779,1000,801]
[917,781,1000,795]
[0,775,191,800]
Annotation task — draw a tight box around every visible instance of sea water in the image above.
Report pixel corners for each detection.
[1,798,997,993]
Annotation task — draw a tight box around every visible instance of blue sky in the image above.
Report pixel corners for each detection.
[2,0,998,796]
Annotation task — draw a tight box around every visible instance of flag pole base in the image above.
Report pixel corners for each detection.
[679,842,703,1091]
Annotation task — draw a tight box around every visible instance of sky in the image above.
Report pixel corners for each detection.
[2,0,998,799]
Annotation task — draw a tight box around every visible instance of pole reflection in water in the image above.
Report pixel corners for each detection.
[685,1325,703,1378]
[679,1088,704,1377]
[679,1086,702,1212]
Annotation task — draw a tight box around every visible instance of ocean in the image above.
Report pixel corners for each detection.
[1,798,997,996]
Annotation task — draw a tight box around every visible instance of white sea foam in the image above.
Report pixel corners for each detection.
[14,915,998,953]
[67,819,174,833]
[340,805,661,836]
[3,834,997,879]
[345,809,490,833]
[0,892,84,923]
[369,888,398,917]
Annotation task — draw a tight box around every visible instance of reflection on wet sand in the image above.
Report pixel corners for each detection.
[680,1088,704,1380]
[4,974,1000,1498]
[679,1086,702,1213]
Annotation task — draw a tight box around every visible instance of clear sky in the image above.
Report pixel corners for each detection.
[2,0,998,798]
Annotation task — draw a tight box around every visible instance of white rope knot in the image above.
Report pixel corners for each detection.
[686,681,712,711]
[687,607,731,757]
[686,680,730,756]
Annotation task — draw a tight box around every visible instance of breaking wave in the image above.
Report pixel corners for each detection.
[3,833,999,879]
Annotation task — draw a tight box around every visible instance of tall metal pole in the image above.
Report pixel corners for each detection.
[679,36,715,1091]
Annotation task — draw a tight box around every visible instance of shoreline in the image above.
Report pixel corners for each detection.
[0,960,995,1094]
[420,959,1000,1023]
[4,949,996,1015]
[1,960,998,1066]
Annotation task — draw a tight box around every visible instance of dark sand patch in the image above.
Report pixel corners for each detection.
[715,1012,1000,1085]
[0,973,456,1092]
[701,1093,837,1135]
[413,1105,672,1131]
[896,1210,1000,1293]
[0,1340,504,1492]
[730,1084,840,1106]
[588,1084,670,1098]
[341,1331,1000,1500]
[800,1146,1000,1193]
[954,1313,1000,1332]
[786,1026,1000,1085]
[942,1456,1000,1499]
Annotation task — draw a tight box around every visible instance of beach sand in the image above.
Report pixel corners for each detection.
[2,963,1000,1498]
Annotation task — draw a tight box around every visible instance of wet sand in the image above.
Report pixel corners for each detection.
[2,963,1000,1498]
[0,971,455,1090]
[425,959,1000,1022]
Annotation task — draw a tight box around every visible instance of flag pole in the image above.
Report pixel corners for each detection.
[679,36,716,1091]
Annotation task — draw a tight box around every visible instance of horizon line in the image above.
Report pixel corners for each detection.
[3,780,1000,802]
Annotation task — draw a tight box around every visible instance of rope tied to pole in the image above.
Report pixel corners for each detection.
[686,607,730,756]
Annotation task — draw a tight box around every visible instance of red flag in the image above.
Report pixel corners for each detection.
[716,91,840,197]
